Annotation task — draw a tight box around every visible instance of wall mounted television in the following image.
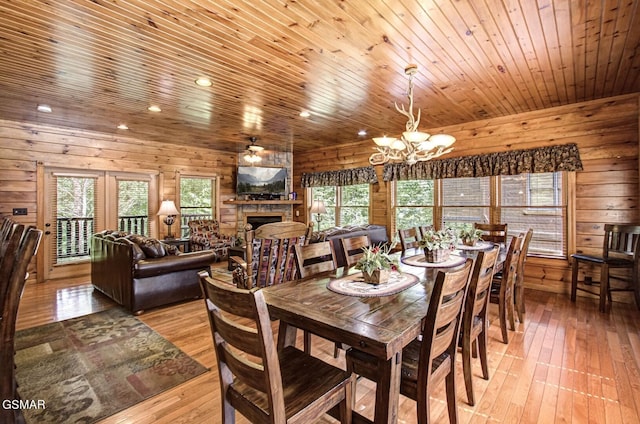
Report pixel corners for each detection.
[236,166,287,198]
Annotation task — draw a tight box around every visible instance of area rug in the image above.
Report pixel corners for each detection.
[14,308,208,424]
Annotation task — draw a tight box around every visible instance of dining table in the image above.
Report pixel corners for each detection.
[262,246,504,424]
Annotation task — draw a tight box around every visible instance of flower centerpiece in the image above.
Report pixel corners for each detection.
[458,226,484,246]
[418,228,457,263]
[354,244,400,284]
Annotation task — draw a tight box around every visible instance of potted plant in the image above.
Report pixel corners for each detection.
[354,244,400,284]
[418,228,457,262]
[458,226,484,246]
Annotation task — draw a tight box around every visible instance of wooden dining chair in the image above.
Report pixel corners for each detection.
[340,234,371,268]
[230,221,312,289]
[460,246,500,406]
[418,225,434,239]
[1,226,43,424]
[489,233,523,344]
[198,271,355,424]
[398,227,421,256]
[474,223,508,245]
[513,228,533,322]
[571,224,640,312]
[346,260,473,424]
[294,241,340,355]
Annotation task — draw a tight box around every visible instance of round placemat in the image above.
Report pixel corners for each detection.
[327,271,419,297]
[455,241,494,251]
[401,253,466,268]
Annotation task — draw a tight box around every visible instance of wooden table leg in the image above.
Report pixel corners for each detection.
[349,350,402,424]
[373,351,402,424]
[276,321,297,351]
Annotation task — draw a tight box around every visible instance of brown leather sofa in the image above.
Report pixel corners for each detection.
[91,230,216,314]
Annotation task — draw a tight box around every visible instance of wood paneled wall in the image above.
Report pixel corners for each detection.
[293,94,640,296]
[0,119,239,281]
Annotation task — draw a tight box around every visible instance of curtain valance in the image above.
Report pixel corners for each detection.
[301,166,378,187]
[382,143,583,181]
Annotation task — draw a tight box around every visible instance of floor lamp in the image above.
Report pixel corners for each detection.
[157,200,179,239]
[310,200,327,230]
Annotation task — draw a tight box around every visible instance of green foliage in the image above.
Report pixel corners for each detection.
[354,245,400,275]
[418,228,457,250]
[458,225,484,242]
[57,177,94,218]
[180,178,213,208]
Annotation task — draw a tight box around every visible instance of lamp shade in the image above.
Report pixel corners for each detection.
[156,200,179,216]
[310,200,327,214]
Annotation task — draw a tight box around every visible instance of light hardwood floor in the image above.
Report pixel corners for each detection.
[15,265,640,424]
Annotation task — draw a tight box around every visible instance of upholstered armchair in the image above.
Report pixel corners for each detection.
[187,219,234,259]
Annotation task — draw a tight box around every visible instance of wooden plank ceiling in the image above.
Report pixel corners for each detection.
[0,0,638,155]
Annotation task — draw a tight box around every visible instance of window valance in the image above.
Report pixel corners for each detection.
[301,165,378,187]
[382,143,583,181]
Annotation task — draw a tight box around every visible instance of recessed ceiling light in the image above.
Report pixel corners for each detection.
[195,77,212,87]
[37,104,52,113]
[117,124,129,130]
[358,130,367,136]
[299,110,310,118]
[148,105,161,112]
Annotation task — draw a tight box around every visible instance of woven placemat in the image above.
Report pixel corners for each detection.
[327,271,419,297]
[401,253,466,268]
[455,241,495,251]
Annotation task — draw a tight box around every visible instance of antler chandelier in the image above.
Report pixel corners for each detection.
[369,64,455,166]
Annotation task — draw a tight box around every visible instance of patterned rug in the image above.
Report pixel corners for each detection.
[14,308,208,424]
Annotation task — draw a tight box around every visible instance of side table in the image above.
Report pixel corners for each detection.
[163,237,190,253]
[227,245,246,271]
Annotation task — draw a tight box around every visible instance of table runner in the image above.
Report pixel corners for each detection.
[327,271,419,297]
[401,253,466,268]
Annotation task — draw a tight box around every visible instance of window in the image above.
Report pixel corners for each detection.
[340,184,369,226]
[441,177,490,232]
[394,172,567,257]
[311,184,369,230]
[394,179,434,234]
[311,186,336,231]
[117,179,149,235]
[501,172,565,256]
[54,176,96,263]
[179,176,217,237]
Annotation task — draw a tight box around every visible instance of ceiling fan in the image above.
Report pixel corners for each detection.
[244,136,264,163]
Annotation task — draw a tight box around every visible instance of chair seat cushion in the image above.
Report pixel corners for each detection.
[571,253,633,266]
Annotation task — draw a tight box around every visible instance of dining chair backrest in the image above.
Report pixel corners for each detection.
[1,226,43,424]
[340,234,371,268]
[398,227,420,255]
[474,223,508,244]
[490,233,523,343]
[406,259,473,423]
[461,246,500,405]
[514,228,533,322]
[418,225,434,239]
[294,241,337,279]
[198,271,354,424]
[602,224,640,260]
[237,221,312,288]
